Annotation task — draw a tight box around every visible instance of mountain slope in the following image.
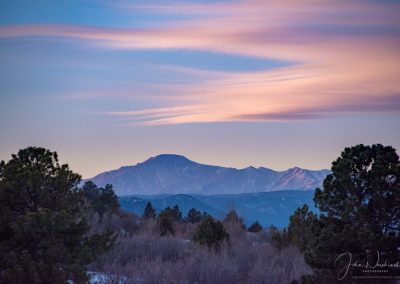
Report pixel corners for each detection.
[88,154,329,196]
[119,190,317,228]
[119,194,225,220]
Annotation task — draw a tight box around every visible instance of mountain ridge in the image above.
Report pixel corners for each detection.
[119,190,317,228]
[87,154,330,196]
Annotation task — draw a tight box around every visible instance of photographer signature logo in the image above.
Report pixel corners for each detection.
[334,251,400,280]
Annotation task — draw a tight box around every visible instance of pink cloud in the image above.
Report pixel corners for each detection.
[1,0,399,125]
[235,94,400,121]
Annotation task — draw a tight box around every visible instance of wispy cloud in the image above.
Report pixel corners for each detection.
[2,0,399,125]
[235,94,400,121]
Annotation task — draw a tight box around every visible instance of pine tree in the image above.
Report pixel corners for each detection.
[308,144,400,280]
[270,225,291,250]
[143,201,156,219]
[156,209,174,236]
[172,204,182,222]
[82,181,119,220]
[285,205,319,253]
[285,144,400,282]
[247,221,263,232]
[186,208,202,223]
[193,216,229,250]
[0,147,115,284]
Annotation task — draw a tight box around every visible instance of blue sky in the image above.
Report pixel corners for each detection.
[1,0,399,177]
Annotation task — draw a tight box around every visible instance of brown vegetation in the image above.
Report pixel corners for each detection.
[88,211,312,284]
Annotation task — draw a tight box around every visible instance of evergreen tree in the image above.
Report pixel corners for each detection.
[143,201,156,219]
[172,204,182,222]
[82,180,98,200]
[270,225,291,250]
[286,205,319,253]
[186,208,202,223]
[193,216,229,250]
[247,221,263,233]
[100,184,119,213]
[156,209,174,236]
[82,181,119,219]
[0,147,114,284]
[155,205,183,236]
[201,211,210,221]
[285,144,400,282]
[309,144,399,280]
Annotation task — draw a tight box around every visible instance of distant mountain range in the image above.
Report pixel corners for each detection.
[119,190,317,228]
[87,154,329,196]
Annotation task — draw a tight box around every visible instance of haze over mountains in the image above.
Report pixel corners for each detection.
[87,154,329,196]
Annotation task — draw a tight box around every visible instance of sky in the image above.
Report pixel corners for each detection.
[0,0,399,178]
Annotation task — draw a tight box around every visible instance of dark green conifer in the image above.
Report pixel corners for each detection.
[193,216,229,250]
[247,221,263,233]
[186,208,202,223]
[0,147,115,284]
[143,201,156,219]
[285,144,400,282]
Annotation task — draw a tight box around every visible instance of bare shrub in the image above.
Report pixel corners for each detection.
[172,221,198,239]
[222,209,247,243]
[89,215,312,284]
[88,210,141,237]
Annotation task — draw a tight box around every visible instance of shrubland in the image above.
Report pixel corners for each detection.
[89,208,311,284]
[2,144,398,283]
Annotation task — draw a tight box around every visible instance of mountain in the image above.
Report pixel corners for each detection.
[87,154,329,196]
[119,190,317,228]
[119,194,225,221]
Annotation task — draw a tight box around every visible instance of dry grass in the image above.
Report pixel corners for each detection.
[89,218,312,284]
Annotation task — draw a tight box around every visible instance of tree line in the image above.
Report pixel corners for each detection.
[0,144,398,283]
[143,201,263,237]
